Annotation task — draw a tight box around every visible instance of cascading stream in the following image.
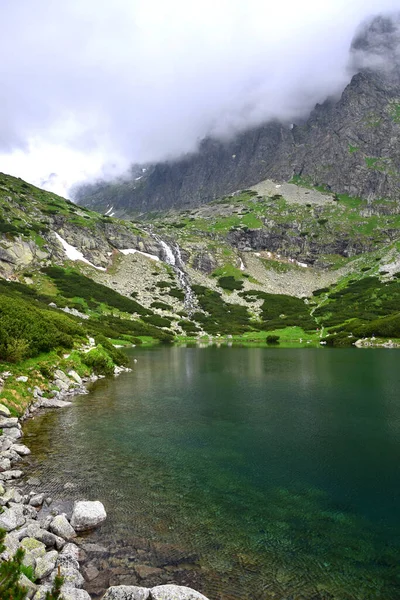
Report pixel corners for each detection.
[150,231,197,315]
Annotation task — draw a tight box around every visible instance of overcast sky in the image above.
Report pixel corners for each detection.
[0,0,398,198]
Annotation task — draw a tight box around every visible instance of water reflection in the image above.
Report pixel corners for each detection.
[23,348,400,599]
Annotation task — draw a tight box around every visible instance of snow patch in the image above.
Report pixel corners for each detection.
[239,257,245,271]
[104,206,113,216]
[54,233,106,271]
[120,249,160,261]
[135,176,143,181]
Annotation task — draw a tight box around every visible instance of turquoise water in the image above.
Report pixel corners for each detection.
[24,347,400,599]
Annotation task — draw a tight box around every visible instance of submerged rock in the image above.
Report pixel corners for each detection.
[70,500,107,531]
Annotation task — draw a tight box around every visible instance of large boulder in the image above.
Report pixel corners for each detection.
[151,585,210,600]
[102,586,151,600]
[70,500,107,531]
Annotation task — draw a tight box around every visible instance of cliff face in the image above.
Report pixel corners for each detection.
[75,14,400,214]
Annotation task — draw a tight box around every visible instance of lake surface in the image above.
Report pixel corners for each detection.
[23,347,400,599]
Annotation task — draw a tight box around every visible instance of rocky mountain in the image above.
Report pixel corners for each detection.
[1,171,400,348]
[74,14,400,215]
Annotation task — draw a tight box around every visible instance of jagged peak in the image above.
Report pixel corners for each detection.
[349,13,400,80]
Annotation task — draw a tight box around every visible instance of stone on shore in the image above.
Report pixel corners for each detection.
[0,416,19,428]
[34,549,58,580]
[0,403,11,417]
[12,443,31,455]
[49,514,77,540]
[19,572,38,599]
[50,554,84,588]
[102,585,210,600]
[0,504,26,531]
[3,427,22,440]
[102,586,151,600]
[33,587,91,600]
[35,398,72,409]
[151,585,210,600]
[70,500,107,531]
[20,537,46,568]
[30,493,45,507]
[60,542,85,562]
[68,370,83,385]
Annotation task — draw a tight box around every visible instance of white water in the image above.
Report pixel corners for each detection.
[150,232,197,314]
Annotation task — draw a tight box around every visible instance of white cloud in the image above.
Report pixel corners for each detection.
[0,0,398,196]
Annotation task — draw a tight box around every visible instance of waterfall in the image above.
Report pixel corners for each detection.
[150,232,197,314]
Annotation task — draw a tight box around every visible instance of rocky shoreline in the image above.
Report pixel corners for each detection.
[0,365,210,600]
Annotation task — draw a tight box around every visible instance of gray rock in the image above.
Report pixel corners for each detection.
[54,369,71,384]
[70,500,107,531]
[0,504,26,531]
[35,530,65,550]
[49,514,77,540]
[0,417,19,428]
[11,443,31,456]
[36,398,72,408]
[0,403,11,417]
[16,376,28,382]
[151,586,210,600]
[20,537,46,568]
[4,531,20,556]
[68,370,83,385]
[51,555,84,588]
[1,469,23,480]
[0,457,12,471]
[35,549,58,580]
[60,542,83,561]
[19,573,38,599]
[82,562,99,581]
[3,427,22,440]
[33,587,91,600]
[0,482,5,495]
[54,379,70,392]
[30,493,45,507]
[0,437,13,451]
[23,504,39,520]
[102,586,151,600]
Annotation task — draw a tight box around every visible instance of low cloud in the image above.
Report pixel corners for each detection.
[0,0,399,196]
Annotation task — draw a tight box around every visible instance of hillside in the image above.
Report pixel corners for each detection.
[74,15,400,215]
[0,172,399,368]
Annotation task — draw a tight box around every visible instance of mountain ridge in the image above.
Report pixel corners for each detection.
[74,14,400,215]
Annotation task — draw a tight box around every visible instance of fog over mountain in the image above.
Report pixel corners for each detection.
[0,0,399,196]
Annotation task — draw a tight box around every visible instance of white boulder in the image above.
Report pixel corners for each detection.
[70,500,107,531]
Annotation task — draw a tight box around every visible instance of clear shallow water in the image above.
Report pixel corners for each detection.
[23,347,400,599]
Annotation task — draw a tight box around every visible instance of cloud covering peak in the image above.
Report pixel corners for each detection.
[0,0,399,196]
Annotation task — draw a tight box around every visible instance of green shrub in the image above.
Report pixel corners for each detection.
[81,346,115,375]
[150,301,171,310]
[266,335,280,344]
[43,267,151,316]
[94,335,129,367]
[217,276,244,291]
[143,315,172,328]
